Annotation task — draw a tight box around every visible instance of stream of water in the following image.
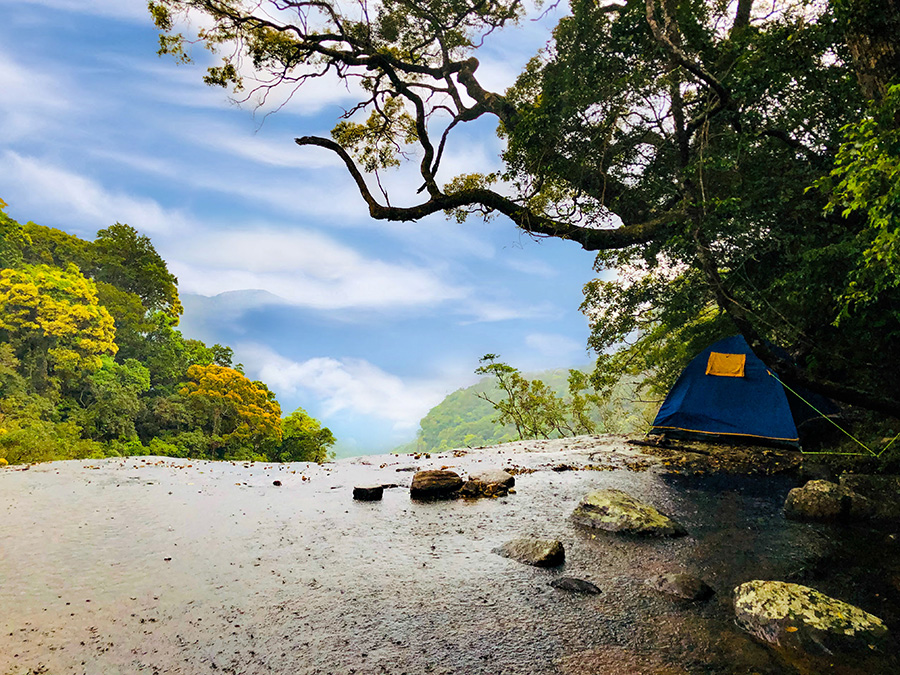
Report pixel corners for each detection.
[1,444,897,674]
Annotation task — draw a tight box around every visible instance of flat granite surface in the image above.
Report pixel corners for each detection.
[0,435,895,674]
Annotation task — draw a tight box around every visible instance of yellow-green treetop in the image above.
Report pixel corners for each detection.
[0,264,117,382]
[181,364,282,454]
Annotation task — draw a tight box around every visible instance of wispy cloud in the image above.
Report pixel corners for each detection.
[460,299,560,324]
[0,48,71,141]
[0,151,186,235]
[239,344,450,431]
[525,332,584,359]
[169,227,467,311]
[4,0,150,21]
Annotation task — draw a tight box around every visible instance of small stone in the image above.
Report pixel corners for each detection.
[550,577,601,594]
[470,470,515,488]
[646,573,714,601]
[495,538,564,567]
[272,480,282,487]
[353,485,384,501]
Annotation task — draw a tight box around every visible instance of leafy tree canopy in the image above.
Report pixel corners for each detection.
[181,363,283,458]
[0,264,117,390]
[275,407,336,463]
[149,0,900,420]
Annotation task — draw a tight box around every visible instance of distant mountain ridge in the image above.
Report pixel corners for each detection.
[397,367,656,454]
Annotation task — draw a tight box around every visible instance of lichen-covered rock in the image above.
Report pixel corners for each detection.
[495,538,564,567]
[783,480,874,522]
[409,470,462,500]
[353,485,384,501]
[645,573,714,601]
[571,489,686,536]
[733,580,888,656]
[839,474,900,521]
[550,577,601,594]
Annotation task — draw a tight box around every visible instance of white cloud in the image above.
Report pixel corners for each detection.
[170,227,467,311]
[460,299,560,324]
[187,123,342,169]
[2,0,149,21]
[504,256,559,278]
[525,332,584,358]
[0,49,71,141]
[0,151,186,235]
[239,345,450,431]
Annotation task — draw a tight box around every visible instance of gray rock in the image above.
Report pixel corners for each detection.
[470,469,515,488]
[353,485,383,501]
[783,480,874,522]
[571,489,687,537]
[409,470,462,500]
[733,580,888,656]
[495,538,565,567]
[646,573,714,601]
[550,577,601,594]
[839,474,900,521]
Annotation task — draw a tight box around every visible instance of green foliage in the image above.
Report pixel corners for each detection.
[475,354,577,440]
[73,356,151,442]
[0,264,118,390]
[332,96,418,173]
[0,208,333,464]
[180,364,283,460]
[817,85,900,320]
[273,407,336,463]
[406,360,654,453]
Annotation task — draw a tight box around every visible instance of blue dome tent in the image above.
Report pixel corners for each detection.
[649,335,834,448]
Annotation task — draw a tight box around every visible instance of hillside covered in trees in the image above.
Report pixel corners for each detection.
[0,203,334,465]
[402,364,655,454]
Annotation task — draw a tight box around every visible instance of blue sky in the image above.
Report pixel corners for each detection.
[0,0,602,455]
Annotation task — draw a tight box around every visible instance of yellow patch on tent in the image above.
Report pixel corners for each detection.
[705,352,746,377]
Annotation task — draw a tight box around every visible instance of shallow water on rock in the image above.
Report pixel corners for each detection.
[1,441,897,674]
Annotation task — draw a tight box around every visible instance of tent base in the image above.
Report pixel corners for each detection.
[648,427,800,450]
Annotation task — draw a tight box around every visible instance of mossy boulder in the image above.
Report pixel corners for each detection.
[733,580,888,657]
[571,489,686,537]
[783,480,874,522]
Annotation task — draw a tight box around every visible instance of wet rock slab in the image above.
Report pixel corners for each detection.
[571,489,687,536]
[733,580,889,656]
[495,537,564,567]
[409,469,462,500]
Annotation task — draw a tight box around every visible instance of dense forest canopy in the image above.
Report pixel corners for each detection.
[0,206,334,465]
[149,0,900,426]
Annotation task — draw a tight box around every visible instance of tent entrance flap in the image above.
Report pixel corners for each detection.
[705,352,746,377]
